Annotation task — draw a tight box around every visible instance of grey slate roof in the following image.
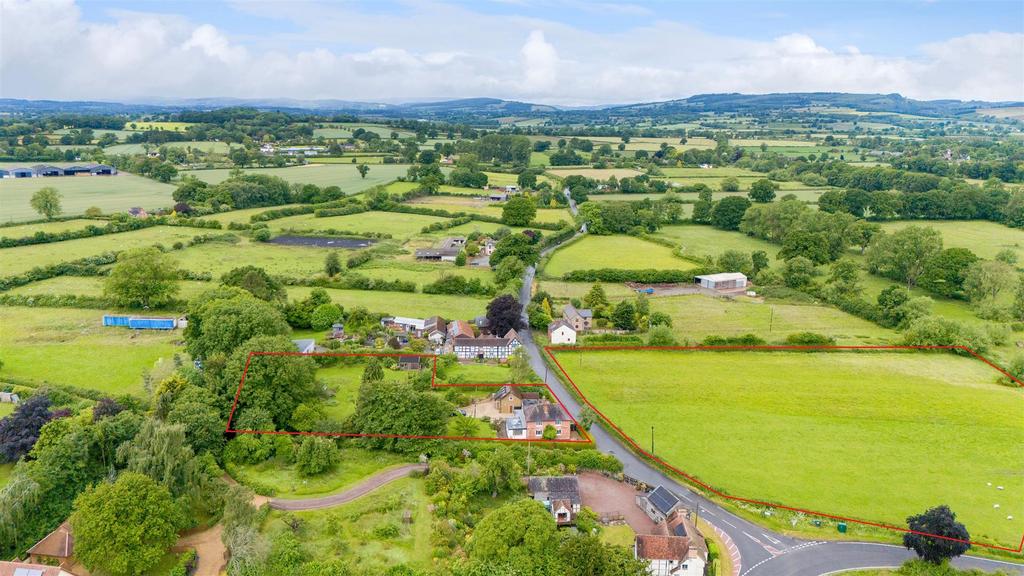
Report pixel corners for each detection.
[647,485,681,515]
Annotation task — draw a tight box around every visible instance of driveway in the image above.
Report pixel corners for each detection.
[578,472,662,535]
[269,463,427,511]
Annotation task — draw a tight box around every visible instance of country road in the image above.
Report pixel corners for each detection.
[517,239,1022,576]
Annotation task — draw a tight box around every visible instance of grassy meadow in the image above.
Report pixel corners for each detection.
[269,211,452,239]
[0,171,176,223]
[0,306,180,395]
[231,446,411,498]
[102,141,232,155]
[559,349,1024,547]
[180,163,411,191]
[542,235,697,278]
[0,218,105,238]
[878,220,1024,262]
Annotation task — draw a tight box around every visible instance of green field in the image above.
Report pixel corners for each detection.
[286,286,489,319]
[202,205,306,225]
[406,196,571,224]
[0,173,176,223]
[102,141,231,155]
[543,235,696,278]
[878,220,1024,262]
[0,226,205,276]
[181,164,411,192]
[269,210,451,239]
[653,225,781,264]
[0,306,180,394]
[649,294,896,344]
[8,276,212,301]
[545,167,644,180]
[172,236,353,278]
[313,123,416,139]
[560,349,1024,547]
[536,280,637,302]
[262,476,433,570]
[0,404,13,418]
[124,121,196,131]
[0,218,105,238]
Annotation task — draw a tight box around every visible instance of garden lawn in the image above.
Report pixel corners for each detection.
[0,172,176,223]
[0,306,181,394]
[0,218,105,239]
[231,446,412,498]
[0,226,206,277]
[318,364,366,421]
[543,235,695,278]
[878,220,1024,262]
[650,294,896,345]
[440,362,513,384]
[268,211,452,239]
[262,476,433,571]
[600,524,635,547]
[286,286,489,319]
[559,349,1024,548]
[180,163,411,192]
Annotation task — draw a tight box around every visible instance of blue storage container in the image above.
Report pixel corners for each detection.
[103,315,132,327]
[128,317,176,330]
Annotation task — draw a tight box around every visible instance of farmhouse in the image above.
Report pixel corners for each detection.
[637,485,681,524]
[527,476,581,525]
[507,402,571,440]
[562,303,593,332]
[547,319,577,345]
[694,272,748,291]
[451,329,521,360]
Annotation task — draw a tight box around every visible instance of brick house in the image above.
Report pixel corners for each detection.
[562,303,593,332]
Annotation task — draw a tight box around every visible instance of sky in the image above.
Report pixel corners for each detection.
[2,0,1023,106]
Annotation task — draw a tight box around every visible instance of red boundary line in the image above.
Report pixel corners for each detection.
[225,351,590,445]
[544,344,1024,554]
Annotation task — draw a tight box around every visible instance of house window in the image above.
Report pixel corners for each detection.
[535,429,542,436]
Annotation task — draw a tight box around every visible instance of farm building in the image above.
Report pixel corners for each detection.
[32,165,63,177]
[414,247,460,262]
[102,315,179,330]
[694,272,747,291]
[547,319,577,344]
[9,167,35,178]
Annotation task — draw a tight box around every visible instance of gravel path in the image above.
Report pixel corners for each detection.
[268,463,428,511]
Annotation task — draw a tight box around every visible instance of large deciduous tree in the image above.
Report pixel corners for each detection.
[220,265,286,303]
[486,295,524,336]
[866,226,943,287]
[104,247,181,309]
[0,395,56,462]
[30,187,62,220]
[502,196,537,226]
[350,380,451,451]
[184,287,290,360]
[748,178,777,203]
[221,335,318,429]
[903,505,971,564]
[70,472,186,576]
[710,196,751,230]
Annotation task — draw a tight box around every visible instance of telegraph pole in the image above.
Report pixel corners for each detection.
[651,425,655,455]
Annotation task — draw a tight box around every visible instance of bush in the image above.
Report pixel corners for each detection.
[563,268,696,283]
[702,334,766,346]
[346,251,372,269]
[784,332,836,346]
[295,436,340,476]
[252,228,272,242]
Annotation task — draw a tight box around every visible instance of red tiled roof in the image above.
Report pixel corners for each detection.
[27,522,73,559]
[635,534,690,561]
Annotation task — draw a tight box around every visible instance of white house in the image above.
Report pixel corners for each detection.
[695,272,748,291]
[635,533,706,576]
[547,319,577,345]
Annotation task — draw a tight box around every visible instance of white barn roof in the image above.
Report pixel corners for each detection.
[695,272,747,282]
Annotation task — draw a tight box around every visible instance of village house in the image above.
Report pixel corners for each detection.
[0,391,20,404]
[451,329,521,361]
[695,272,748,291]
[637,485,682,524]
[562,303,593,332]
[127,207,149,219]
[635,510,708,576]
[491,385,541,414]
[527,476,581,525]
[547,319,577,345]
[506,402,571,439]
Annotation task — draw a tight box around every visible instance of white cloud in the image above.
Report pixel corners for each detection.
[520,30,559,93]
[1,0,1021,104]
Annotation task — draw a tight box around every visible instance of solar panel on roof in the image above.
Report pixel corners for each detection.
[649,486,680,514]
[15,568,46,576]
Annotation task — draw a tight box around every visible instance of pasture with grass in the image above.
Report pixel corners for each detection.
[557,348,1024,548]
[542,234,696,278]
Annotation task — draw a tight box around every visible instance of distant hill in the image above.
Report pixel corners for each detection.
[1,92,1020,119]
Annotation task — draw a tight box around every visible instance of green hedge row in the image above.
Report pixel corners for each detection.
[563,268,699,283]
